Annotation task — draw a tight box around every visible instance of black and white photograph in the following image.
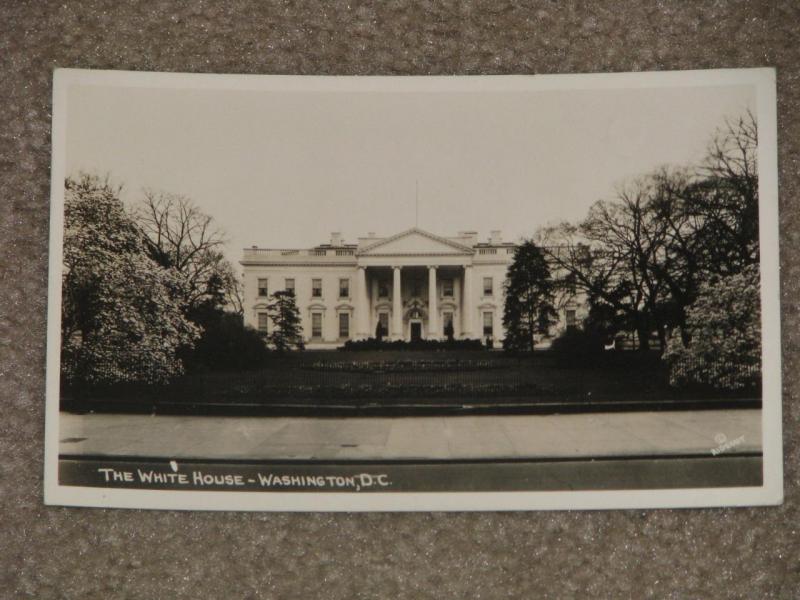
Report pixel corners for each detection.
[44,68,782,511]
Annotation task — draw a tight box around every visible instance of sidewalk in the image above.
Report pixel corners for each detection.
[59,409,761,461]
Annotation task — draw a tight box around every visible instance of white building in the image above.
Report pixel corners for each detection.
[241,228,583,349]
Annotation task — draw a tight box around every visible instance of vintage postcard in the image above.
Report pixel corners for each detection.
[45,68,782,511]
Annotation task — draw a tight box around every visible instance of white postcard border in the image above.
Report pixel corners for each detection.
[44,67,783,511]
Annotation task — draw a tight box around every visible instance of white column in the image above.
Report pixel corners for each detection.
[428,266,438,340]
[392,266,403,340]
[453,276,462,337]
[462,265,474,338]
[370,277,379,335]
[356,266,369,339]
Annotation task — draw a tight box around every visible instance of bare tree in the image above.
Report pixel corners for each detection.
[221,261,245,316]
[538,112,759,351]
[539,180,670,351]
[705,110,758,200]
[695,110,759,273]
[135,190,235,313]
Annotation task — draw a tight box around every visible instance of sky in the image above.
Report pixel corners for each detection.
[65,80,755,264]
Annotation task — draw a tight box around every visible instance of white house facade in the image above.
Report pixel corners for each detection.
[241,228,584,349]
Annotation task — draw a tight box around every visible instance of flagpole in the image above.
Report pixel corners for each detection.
[415,180,419,227]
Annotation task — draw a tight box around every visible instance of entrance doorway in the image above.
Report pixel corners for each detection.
[410,321,422,342]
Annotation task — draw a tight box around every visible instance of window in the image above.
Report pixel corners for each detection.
[285,278,295,294]
[483,277,493,296]
[257,278,268,297]
[339,313,350,338]
[257,313,269,335]
[442,279,454,297]
[378,280,389,298]
[311,312,323,338]
[339,278,350,298]
[378,312,389,336]
[312,278,322,297]
[566,309,577,329]
[483,312,494,337]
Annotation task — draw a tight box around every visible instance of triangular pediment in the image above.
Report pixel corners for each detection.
[357,228,475,256]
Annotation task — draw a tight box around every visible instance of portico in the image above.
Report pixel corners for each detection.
[353,229,484,342]
[241,227,542,348]
[353,263,470,341]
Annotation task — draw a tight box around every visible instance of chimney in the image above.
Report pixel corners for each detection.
[330,232,343,246]
[490,230,502,245]
[368,231,376,238]
[458,231,479,246]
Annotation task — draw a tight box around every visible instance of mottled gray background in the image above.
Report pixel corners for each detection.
[1,1,798,598]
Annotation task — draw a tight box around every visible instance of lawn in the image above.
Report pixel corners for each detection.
[62,350,761,416]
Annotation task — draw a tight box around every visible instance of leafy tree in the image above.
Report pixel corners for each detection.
[266,290,305,352]
[61,174,199,385]
[663,265,760,390]
[583,298,626,344]
[502,241,558,353]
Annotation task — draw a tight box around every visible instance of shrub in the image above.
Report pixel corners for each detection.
[444,320,455,342]
[664,265,761,390]
[180,311,270,372]
[306,359,504,373]
[338,338,485,352]
[549,327,608,361]
[212,381,542,401]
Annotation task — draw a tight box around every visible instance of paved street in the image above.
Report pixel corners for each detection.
[59,409,761,461]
